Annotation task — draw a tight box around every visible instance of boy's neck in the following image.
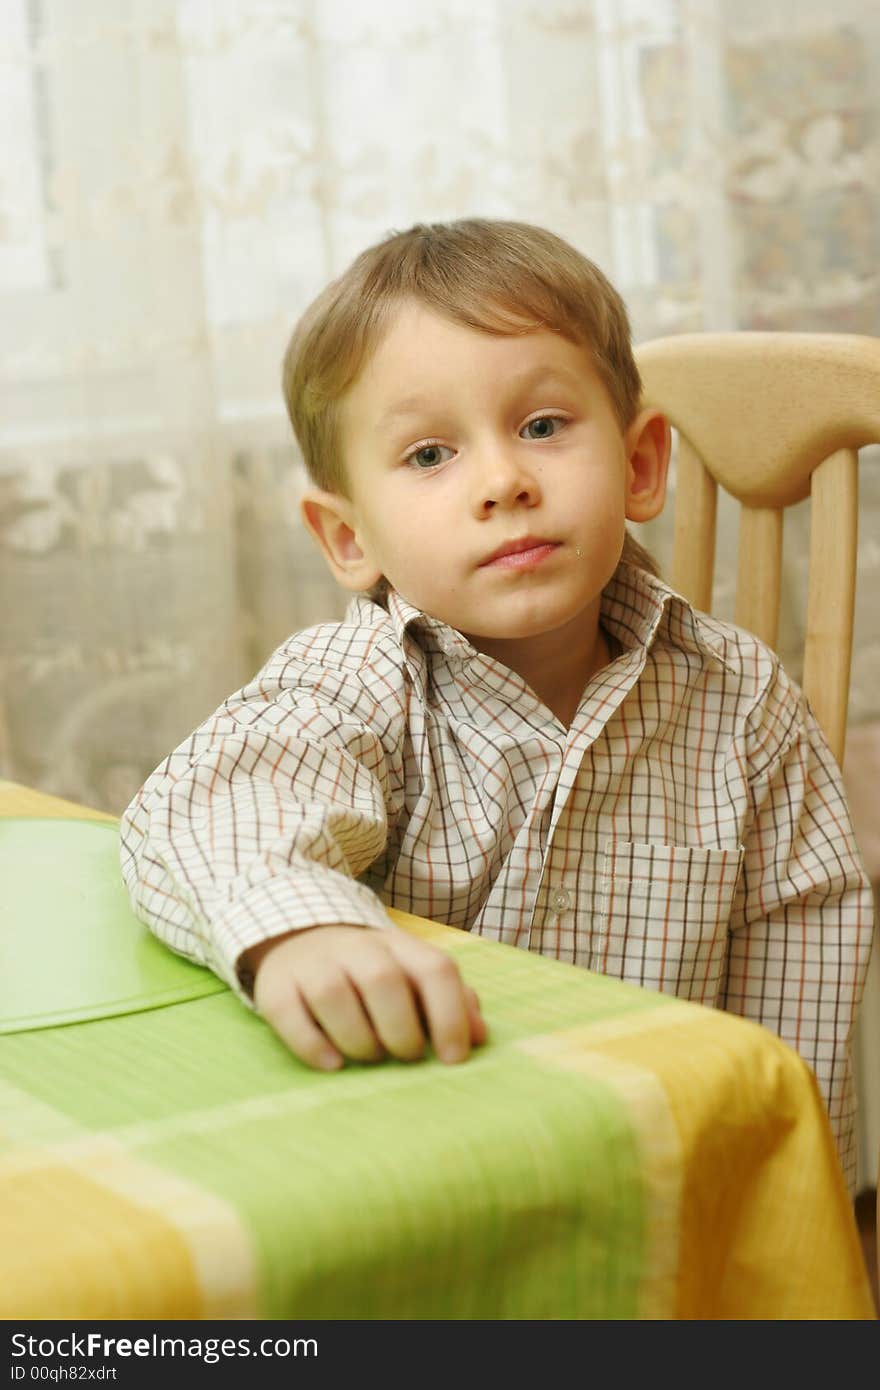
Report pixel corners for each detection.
[465,601,611,730]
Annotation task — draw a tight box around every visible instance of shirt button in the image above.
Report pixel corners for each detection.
[549,887,571,913]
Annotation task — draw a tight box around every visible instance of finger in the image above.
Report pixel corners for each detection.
[349,952,429,1062]
[301,964,386,1064]
[255,977,344,1072]
[385,934,472,1064]
[465,986,488,1046]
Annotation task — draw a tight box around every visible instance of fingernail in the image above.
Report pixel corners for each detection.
[319,1049,343,1070]
[440,1043,467,1064]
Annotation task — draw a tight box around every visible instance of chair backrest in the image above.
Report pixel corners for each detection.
[634,332,880,767]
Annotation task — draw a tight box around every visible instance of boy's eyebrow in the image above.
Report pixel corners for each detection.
[374,364,584,432]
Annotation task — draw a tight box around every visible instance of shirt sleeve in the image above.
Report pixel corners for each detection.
[119,636,409,1005]
[723,670,874,1195]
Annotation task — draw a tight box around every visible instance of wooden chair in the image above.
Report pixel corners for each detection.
[635,331,880,1295]
[634,332,880,767]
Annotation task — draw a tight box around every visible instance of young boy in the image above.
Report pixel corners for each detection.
[120,218,872,1193]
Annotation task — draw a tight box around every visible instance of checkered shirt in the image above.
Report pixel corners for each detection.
[120,563,874,1191]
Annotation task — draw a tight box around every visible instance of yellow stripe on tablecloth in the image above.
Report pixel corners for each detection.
[0,1080,258,1320]
[0,780,115,822]
[524,1004,874,1319]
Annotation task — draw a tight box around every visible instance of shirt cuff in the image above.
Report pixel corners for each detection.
[206,865,395,1003]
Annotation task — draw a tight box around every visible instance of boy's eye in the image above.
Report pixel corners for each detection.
[521,414,565,440]
[404,442,453,470]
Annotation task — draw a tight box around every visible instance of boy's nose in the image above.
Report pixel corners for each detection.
[472,449,541,515]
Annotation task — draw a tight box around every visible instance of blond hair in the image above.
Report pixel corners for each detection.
[282,218,658,576]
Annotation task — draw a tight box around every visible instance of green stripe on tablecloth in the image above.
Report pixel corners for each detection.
[3,981,654,1318]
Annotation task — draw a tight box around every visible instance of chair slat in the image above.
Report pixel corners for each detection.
[735,507,783,649]
[671,436,716,612]
[802,449,858,765]
[635,330,880,775]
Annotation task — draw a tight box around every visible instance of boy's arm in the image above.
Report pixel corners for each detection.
[120,696,396,989]
[120,644,485,1066]
[722,690,874,1194]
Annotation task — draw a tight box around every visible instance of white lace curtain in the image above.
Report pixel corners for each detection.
[2,0,879,1174]
[3,0,879,802]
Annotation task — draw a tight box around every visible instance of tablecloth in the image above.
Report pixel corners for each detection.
[1,781,873,1319]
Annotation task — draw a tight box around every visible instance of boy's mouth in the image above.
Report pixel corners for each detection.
[478,537,560,570]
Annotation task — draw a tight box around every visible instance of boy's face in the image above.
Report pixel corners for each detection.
[303,299,668,658]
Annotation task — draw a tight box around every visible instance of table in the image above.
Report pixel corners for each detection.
[1,781,874,1319]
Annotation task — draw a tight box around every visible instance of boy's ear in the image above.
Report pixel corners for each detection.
[300,489,383,593]
[624,408,670,524]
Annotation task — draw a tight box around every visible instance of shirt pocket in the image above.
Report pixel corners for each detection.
[598,840,745,1006]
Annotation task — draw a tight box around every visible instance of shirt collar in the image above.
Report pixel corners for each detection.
[386,590,479,666]
[601,562,738,674]
[369,560,735,680]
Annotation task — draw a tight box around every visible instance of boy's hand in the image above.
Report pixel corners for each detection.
[245,925,487,1071]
